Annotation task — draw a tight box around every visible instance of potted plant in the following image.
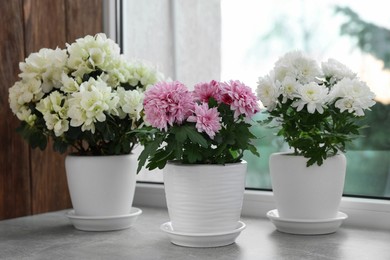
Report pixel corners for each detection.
[8,33,164,231]
[256,51,376,234]
[138,79,260,247]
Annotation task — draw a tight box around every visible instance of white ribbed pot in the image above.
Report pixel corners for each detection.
[65,154,137,217]
[269,152,346,220]
[163,161,247,233]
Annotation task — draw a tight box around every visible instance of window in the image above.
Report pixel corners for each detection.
[117,0,390,199]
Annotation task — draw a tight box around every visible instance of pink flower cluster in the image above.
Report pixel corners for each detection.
[220,80,260,119]
[143,80,260,139]
[187,103,221,139]
[193,80,222,103]
[143,81,194,131]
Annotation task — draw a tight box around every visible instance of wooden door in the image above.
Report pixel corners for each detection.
[0,0,103,220]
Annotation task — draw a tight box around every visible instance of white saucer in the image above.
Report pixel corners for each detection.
[267,209,348,235]
[66,207,142,231]
[160,221,246,247]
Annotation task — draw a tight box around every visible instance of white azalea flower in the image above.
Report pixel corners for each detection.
[8,79,44,115]
[67,33,121,78]
[60,73,80,93]
[36,91,69,136]
[8,84,22,115]
[292,82,328,114]
[117,87,145,128]
[68,77,119,133]
[101,56,129,87]
[256,73,280,111]
[16,107,36,125]
[126,61,165,89]
[8,33,166,155]
[36,95,51,115]
[88,47,106,67]
[44,113,70,137]
[19,47,68,93]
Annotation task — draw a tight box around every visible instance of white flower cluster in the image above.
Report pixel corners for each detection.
[67,34,120,79]
[257,51,376,116]
[9,33,164,137]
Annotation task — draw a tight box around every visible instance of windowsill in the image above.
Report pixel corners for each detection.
[1,206,390,259]
[134,182,390,231]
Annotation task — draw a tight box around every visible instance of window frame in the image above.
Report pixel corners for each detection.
[134,182,390,230]
[104,0,390,230]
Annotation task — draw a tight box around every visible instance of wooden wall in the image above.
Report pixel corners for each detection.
[0,0,103,220]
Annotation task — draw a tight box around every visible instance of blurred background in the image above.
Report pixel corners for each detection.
[123,0,390,199]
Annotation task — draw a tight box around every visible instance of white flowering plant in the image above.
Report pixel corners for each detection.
[9,33,164,155]
[257,51,376,166]
[137,80,261,173]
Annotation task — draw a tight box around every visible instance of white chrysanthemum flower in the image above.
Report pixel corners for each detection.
[19,47,68,93]
[36,91,69,136]
[330,78,376,116]
[117,87,145,128]
[256,73,280,111]
[274,51,321,84]
[292,82,329,114]
[67,77,119,133]
[66,33,121,78]
[280,76,301,103]
[321,58,357,85]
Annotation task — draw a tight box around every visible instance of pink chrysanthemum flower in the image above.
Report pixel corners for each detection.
[143,81,194,131]
[187,103,221,139]
[220,80,260,119]
[193,80,222,102]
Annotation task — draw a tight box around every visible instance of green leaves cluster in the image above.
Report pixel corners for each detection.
[137,102,259,173]
[267,98,363,166]
[16,110,142,156]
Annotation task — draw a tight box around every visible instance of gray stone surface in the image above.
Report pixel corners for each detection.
[1,206,390,260]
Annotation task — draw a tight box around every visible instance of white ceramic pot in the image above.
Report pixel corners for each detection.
[65,154,137,217]
[269,152,346,220]
[163,161,247,233]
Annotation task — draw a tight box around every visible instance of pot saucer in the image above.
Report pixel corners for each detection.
[66,207,142,231]
[267,209,348,235]
[160,221,246,247]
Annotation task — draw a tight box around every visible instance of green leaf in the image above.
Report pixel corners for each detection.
[184,144,203,163]
[30,131,47,150]
[208,97,218,108]
[172,126,187,143]
[182,125,208,148]
[17,122,49,151]
[247,143,260,157]
[53,138,68,153]
[137,135,164,173]
[148,149,173,169]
